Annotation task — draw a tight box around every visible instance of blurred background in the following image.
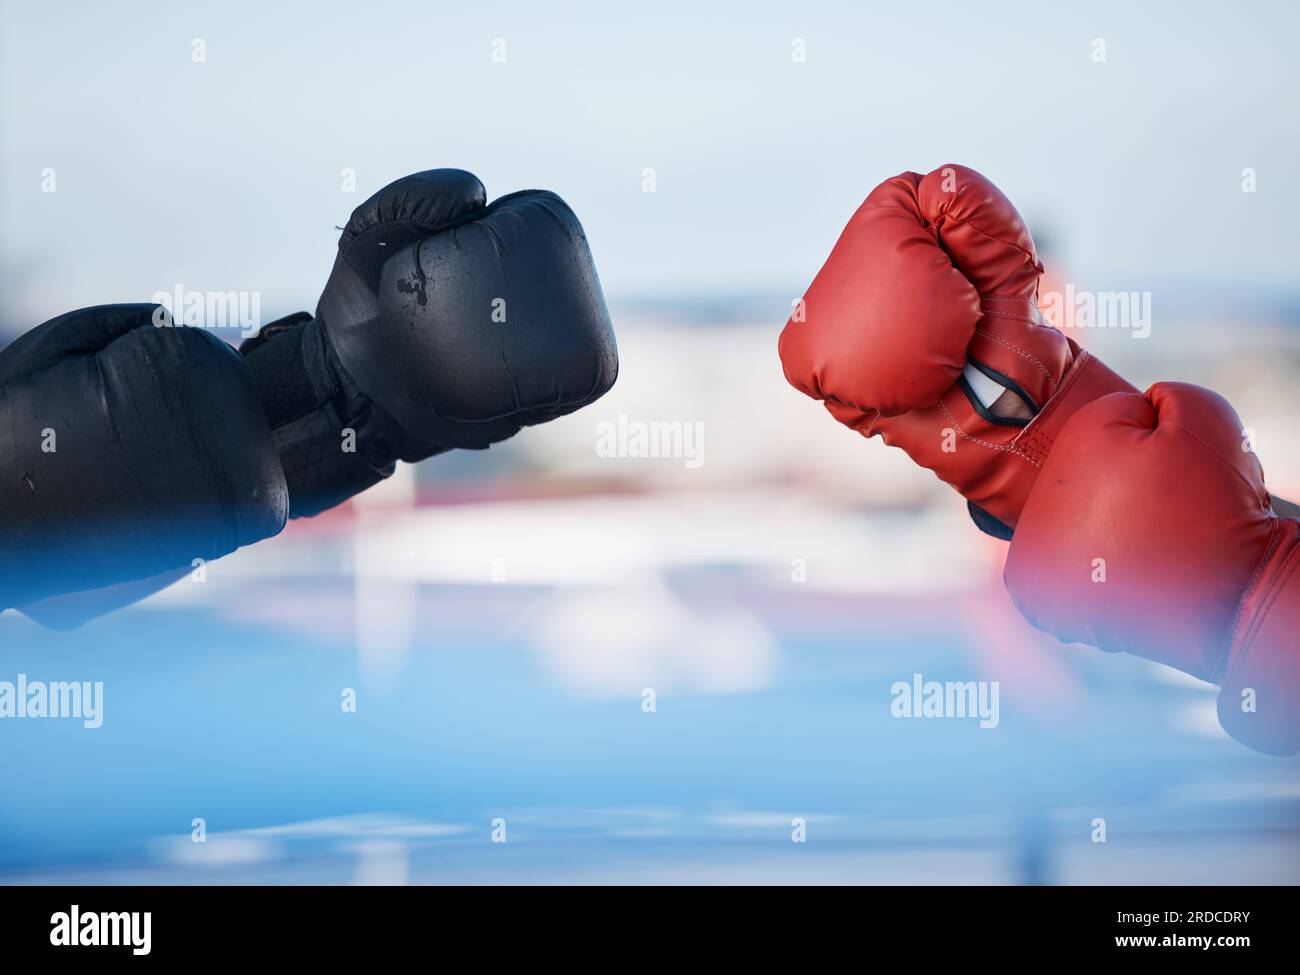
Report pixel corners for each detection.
[1,0,1297,884]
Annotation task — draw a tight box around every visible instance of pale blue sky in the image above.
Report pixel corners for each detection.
[2,0,1298,327]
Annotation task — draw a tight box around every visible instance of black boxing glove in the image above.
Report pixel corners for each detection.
[240,169,618,517]
[0,304,289,614]
[2,170,617,625]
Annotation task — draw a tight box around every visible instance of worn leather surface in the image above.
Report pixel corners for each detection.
[245,169,619,517]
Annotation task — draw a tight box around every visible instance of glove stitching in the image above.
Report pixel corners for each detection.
[979,310,1040,326]
[937,399,1041,466]
[980,310,1038,323]
[1017,348,1093,439]
[1015,428,1053,466]
[1172,420,1268,502]
[939,215,1039,266]
[973,327,1057,393]
[859,202,923,217]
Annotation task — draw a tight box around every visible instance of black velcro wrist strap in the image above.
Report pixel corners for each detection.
[240,312,323,431]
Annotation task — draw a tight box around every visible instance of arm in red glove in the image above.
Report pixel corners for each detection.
[1004,383,1300,756]
[778,164,1134,536]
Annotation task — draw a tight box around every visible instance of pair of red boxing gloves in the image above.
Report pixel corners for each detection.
[778,164,1299,756]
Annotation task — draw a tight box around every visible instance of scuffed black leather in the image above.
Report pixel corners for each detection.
[365,189,619,432]
[243,169,618,518]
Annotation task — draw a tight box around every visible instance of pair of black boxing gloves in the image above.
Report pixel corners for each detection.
[0,170,619,626]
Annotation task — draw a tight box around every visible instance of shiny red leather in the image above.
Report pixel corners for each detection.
[1005,382,1300,755]
[778,164,1134,529]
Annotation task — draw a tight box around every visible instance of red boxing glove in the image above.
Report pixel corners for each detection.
[1005,383,1300,755]
[778,164,1134,535]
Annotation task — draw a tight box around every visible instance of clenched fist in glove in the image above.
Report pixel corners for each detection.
[241,168,617,517]
[778,164,1134,537]
[0,169,617,622]
[1005,384,1300,756]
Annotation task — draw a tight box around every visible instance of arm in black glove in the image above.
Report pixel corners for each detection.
[1,170,617,625]
[0,304,288,618]
[240,168,617,517]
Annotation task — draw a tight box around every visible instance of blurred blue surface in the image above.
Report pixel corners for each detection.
[3,552,1296,884]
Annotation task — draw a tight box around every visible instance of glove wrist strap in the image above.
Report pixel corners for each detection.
[241,314,396,517]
